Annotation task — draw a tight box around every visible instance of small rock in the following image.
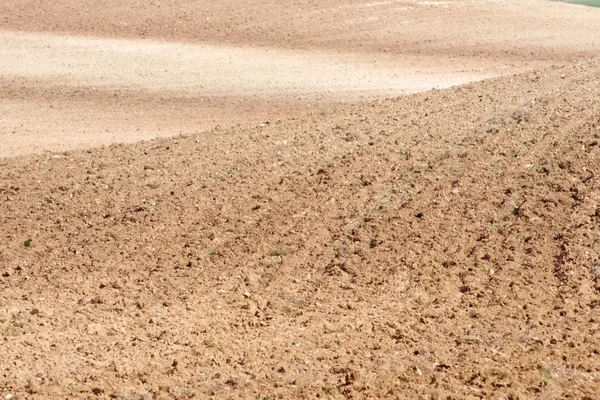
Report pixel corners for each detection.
[6,394,14,400]
[243,291,252,298]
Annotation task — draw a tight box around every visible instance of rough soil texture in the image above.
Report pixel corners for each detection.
[2,59,600,399]
[2,0,600,399]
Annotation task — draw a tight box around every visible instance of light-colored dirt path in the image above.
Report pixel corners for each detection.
[0,31,495,158]
[3,0,600,58]
[1,31,492,97]
[1,0,600,158]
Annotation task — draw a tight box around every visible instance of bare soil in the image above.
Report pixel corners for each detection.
[1,1,600,399]
[3,0,600,157]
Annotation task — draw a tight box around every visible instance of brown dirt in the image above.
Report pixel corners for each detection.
[2,1,600,399]
[2,59,600,399]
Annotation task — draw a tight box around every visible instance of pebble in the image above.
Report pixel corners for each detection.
[6,394,14,400]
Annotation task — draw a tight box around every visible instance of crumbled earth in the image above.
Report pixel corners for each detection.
[2,0,600,398]
[1,59,600,399]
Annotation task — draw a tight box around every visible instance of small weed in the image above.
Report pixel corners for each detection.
[496,371,509,380]
[105,231,117,240]
[24,239,32,247]
[269,247,295,257]
[208,249,218,256]
[2,325,25,337]
[174,386,189,397]
[185,268,204,279]
[326,326,344,334]
[539,366,552,381]
[281,307,291,314]
[262,396,271,400]
[322,387,332,395]
[227,299,236,305]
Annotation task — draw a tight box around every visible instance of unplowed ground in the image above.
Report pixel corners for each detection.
[1,0,600,399]
[3,0,600,157]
